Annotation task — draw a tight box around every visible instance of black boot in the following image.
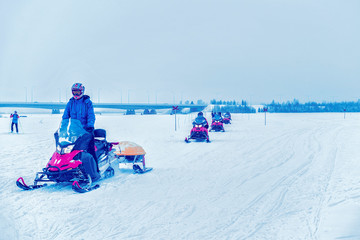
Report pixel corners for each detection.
[81,152,101,181]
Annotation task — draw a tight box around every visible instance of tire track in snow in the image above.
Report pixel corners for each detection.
[310,125,344,239]
[244,124,342,240]
[209,123,327,239]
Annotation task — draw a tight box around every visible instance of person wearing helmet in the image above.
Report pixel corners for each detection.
[212,112,223,123]
[224,111,232,120]
[193,111,209,129]
[10,110,20,133]
[63,83,95,131]
[62,83,100,181]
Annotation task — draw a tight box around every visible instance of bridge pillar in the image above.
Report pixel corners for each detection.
[126,109,135,115]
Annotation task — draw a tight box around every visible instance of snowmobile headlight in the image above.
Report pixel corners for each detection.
[195,124,201,128]
[62,144,75,154]
[56,145,62,153]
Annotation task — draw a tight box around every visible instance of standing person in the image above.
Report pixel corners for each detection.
[62,83,100,181]
[63,83,95,132]
[10,111,20,133]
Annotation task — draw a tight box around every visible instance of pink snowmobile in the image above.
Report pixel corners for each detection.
[16,119,152,193]
[223,112,231,124]
[210,115,225,132]
[185,118,210,143]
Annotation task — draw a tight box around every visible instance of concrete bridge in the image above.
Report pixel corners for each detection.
[0,102,207,114]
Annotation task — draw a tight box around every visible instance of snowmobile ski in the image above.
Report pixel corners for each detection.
[16,177,47,191]
[185,137,210,143]
[102,166,115,178]
[133,164,153,174]
[72,181,100,193]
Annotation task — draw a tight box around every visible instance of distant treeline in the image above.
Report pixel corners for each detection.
[259,99,360,113]
[210,99,256,113]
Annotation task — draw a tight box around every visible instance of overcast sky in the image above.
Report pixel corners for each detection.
[0,0,359,104]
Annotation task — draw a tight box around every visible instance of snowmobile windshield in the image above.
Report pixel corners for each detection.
[194,117,206,125]
[214,115,222,120]
[57,119,88,147]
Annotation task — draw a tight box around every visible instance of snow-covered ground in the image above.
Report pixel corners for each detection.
[1,112,360,240]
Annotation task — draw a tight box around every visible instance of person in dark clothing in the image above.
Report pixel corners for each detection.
[189,111,209,140]
[62,83,95,131]
[212,112,224,123]
[193,112,209,129]
[10,111,20,133]
[62,83,100,181]
[224,112,232,120]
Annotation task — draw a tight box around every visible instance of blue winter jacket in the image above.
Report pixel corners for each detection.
[62,95,95,129]
[11,113,19,123]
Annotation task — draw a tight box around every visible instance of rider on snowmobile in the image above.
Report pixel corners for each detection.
[193,112,209,129]
[62,83,100,181]
[185,111,210,142]
[212,112,223,123]
[224,112,231,119]
[63,83,95,131]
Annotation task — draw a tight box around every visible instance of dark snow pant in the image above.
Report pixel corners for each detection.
[11,122,18,133]
[81,152,101,181]
[87,137,100,172]
[75,133,100,181]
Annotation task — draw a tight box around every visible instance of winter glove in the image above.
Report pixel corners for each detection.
[85,126,94,133]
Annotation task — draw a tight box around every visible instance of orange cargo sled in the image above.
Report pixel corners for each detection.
[113,141,146,156]
[112,141,152,173]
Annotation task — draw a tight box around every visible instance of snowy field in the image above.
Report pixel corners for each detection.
[1,112,360,240]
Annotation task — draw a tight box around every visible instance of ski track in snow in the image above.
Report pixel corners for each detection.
[1,113,360,240]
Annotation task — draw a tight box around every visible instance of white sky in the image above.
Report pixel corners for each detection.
[0,0,359,104]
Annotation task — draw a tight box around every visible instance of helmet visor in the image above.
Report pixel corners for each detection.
[72,90,82,96]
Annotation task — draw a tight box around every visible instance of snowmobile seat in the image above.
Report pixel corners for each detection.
[94,129,106,141]
[94,139,111,160]
[94,129,110,159]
